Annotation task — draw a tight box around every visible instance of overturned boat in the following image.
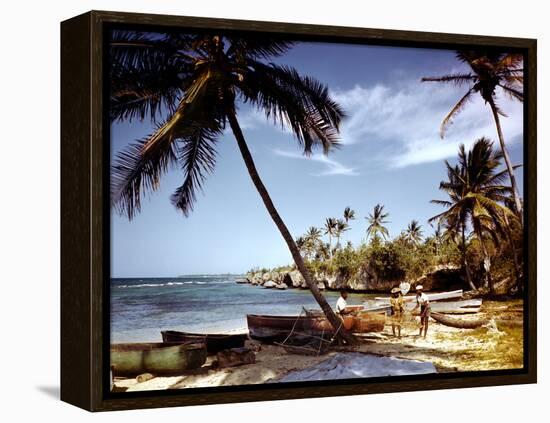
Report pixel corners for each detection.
[110,342,207,376]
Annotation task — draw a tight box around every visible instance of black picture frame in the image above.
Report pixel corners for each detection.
[61,10,537,412]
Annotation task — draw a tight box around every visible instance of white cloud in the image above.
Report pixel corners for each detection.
[331,79,524,168]
[273,149,358,176]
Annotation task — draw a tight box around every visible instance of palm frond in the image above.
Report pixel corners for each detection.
[421,74,476,86]
[170,125,221,216]
[226,36,293,59]
[440,89,474,138]
[111,120,179,220]
[498,83,524,102]
[239,61,345,154]
[110,31,193,69]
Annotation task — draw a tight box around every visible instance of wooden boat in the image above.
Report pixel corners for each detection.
[110,342,207,376]
[374,289,463,303]
[430,312,488,329]
[408,299,482,315]
[161,330,248,354]
[246,314,354,343]
[353,311,386,333]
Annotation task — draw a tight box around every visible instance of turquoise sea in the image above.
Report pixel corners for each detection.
[111,275,368,343]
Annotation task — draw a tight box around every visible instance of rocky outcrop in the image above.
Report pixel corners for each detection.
[242,263,464,293]
[283,270,304,288]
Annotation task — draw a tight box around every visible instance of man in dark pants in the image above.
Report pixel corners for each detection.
[413,285,430,338]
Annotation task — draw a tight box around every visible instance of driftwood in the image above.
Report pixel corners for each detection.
[430,312,488,329]
[216,347,255,368]
[136,373,155,383]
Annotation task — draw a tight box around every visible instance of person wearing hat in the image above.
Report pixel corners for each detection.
[390,287,404,338]
[413,285,430,337]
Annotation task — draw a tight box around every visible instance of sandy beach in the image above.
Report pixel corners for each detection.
[112,300,523,392]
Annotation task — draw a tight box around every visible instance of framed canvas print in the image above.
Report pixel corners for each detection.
[60,10,537,411]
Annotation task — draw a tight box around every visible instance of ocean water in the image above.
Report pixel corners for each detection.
[111,275,368,343]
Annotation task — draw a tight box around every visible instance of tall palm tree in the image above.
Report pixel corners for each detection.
[421,50,524,216]
[430,138,518,292]
[405,220,424,245]
[304,226,322,261]
[109,31,355,343]
[365,204,390,241]
[343,207,356,223]
[431,222,444,256]
[334,219,350,250]
[324,217,338,259]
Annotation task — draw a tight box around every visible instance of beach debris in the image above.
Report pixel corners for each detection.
[217,347,256,368]
[277,353,436,382]
[484,319,505,336]
[136,373,155,383]
[248,342,262,352]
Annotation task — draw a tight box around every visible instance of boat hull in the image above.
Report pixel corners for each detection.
[246,313,381,343]
[110,342,207,376]
[161,331,248,354]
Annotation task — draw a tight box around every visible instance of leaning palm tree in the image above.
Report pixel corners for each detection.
[405,220,424,245]
[365,204,390,241]
[421,50,524,216]
[430,138,519,292]
[109,31,355,343]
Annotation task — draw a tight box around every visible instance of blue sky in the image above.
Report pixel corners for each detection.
[110,41,524,277]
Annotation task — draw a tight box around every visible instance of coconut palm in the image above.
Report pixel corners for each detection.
[109,31,355,343]
[365,204,390,241]
[430,222,444,256]
[421,50,524,216]
[405,220,424,245]
[303,226,322,261]
[334,219,350,250]
[324,217,338,258]
[430,138,518,292]
[343,207,356,223]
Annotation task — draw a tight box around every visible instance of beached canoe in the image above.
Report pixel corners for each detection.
[160,330,248,354]
[430,312,488,329]
[408,299,482,315]
[246,314,355,343]
[373,289,463,304]
[110,342,207,376]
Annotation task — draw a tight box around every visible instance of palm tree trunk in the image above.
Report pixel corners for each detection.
[462,223,476,291]
[503,213,522,292]
[476,230,494,292]
[227,112,357,345]
[488,99,523,218]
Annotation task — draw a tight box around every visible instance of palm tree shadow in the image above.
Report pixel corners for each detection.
[36,385,59,399]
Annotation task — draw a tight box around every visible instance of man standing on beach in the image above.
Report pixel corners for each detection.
[413,285,430,338]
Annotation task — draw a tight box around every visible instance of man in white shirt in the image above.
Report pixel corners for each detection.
[413,285,430,337]
[335,290,350,315]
